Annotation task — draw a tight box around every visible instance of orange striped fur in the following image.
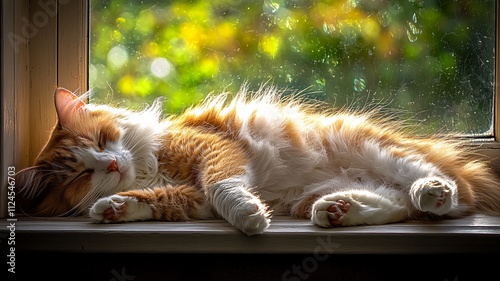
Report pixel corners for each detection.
[15,86,500,235]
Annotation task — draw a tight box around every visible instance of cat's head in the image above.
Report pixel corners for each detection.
[15,88,136,216]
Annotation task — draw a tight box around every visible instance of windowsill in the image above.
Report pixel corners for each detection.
[2,214,499,254]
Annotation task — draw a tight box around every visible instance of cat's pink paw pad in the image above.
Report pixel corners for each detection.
[312,196,354,228]
[103,201,128,221]
[411,177,457,215]
[326,200,351,226]
[89,195,128,222]
[432,188,449,208]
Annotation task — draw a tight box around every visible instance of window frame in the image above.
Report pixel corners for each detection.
[1,0,88,217]
[0,0,499,218]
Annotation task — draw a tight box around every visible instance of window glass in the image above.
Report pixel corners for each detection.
[89,0,496,135]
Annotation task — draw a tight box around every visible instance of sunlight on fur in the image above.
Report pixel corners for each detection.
[15,86,500,235]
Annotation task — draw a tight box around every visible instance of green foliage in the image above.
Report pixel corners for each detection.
[89,0,495,135]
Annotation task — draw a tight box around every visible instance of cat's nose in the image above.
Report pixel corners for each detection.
[106,160,119,173]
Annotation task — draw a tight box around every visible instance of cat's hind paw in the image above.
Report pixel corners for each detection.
[311,190,408,228]
[410,177,457,215]
[89,195,153,223]
[312,196,353,227]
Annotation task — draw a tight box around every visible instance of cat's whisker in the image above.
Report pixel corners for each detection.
[124,139,143,153]
[18,169,62,198]
[62,181,107,217]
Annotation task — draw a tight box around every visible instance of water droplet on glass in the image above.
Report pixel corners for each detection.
[353,78,366,92]
[285,17,294,30]
[378,11,391,27]
[408,21,421,35]
[291,39,305,53]
[322,54,331,64]
[323,22,336,35]
[406,29,418,42]
[406,20,422,42]
[263,0,280,14]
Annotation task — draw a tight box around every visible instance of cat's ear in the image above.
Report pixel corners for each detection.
[54,87,87,127]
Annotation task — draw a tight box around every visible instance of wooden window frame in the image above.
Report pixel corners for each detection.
[1,0,88,217]
[1,0,499,219]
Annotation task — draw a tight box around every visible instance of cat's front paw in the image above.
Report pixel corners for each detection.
[236,201,271,236]
[410,177,457,215]
[89,195,153,223]
[207,178,271,235]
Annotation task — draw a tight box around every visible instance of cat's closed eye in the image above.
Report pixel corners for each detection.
[97,131,106,151]
[68,169,94,185]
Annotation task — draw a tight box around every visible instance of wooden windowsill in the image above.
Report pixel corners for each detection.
[2,214,499,254]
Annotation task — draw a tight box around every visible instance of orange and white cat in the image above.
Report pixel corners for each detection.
[16,87,500,235]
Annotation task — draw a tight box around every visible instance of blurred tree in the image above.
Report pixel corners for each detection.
[89,0,495,135]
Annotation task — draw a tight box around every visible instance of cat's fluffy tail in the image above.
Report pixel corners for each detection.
[463,161,500,215]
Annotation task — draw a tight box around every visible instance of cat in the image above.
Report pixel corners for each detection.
[15,86,500,235]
